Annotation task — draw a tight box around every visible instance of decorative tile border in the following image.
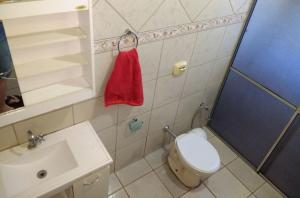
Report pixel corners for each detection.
[94,13,247,53]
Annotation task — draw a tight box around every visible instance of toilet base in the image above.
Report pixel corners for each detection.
[168,143,211,188]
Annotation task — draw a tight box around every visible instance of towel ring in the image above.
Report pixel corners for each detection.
[118,29,139,52]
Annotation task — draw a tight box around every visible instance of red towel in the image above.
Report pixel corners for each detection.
[104,48,144,107]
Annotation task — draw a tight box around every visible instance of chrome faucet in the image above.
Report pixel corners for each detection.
[27,130,45,149]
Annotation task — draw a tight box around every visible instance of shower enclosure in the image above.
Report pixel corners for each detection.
[208,0,300,197]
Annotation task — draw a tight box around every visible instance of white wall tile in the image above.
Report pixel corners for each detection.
[96,125,117,153]
[107,0,164,31]
[204,57,230,107]
[196,0,234,21]
[180,0,212,21]
[116,111,150,149]
[73,97,117,131]
[145,133,168,155]
[159,33,197,77]
[190,27,226,66]
[118,80,156,121]
[183,62,213,97]
[141,0,190,31]
[230,0,253,14]
[115,138,146,170]
[217,23,244,58]
[148,101,179,137]
[94,51,115,96]
[153,74,186,108]
[14,107,74,143]
[174,92,204,133]
[138,41,163,82]
[0,126,17,151]
[93,1,130,40]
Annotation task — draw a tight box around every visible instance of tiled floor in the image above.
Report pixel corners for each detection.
[108,132,284,198]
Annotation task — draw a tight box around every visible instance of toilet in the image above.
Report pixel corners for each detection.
[168,128,221,188]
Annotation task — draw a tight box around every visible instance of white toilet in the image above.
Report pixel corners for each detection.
[168,128,221,188]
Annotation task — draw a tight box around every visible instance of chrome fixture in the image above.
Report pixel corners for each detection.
[27,130,45,149]
[163,125,177,138]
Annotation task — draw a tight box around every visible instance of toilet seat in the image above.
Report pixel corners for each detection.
[175,129,220,174]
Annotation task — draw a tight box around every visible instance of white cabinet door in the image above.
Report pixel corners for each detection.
[73,166,109,198]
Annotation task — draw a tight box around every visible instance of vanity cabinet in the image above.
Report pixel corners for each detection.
[73,166,110,198]
[0,0,96,127]
[50,166,110,198]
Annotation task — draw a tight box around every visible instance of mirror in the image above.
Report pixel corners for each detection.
[0,20,23,114]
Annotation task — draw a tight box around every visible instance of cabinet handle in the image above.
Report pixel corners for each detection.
[83,176,100,186]
[75,5,86,10]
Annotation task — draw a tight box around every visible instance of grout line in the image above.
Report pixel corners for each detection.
[192,0,213,21]
[203,182,217,198]
[177,0,193,23]
[152,166,177,198]
[115,158,153,184]
[202,166,227,198]
[228,0,236,14]
[225,164,256,195]
[139,0,167,31]
[121,170,155,189]
[105,0,138,33]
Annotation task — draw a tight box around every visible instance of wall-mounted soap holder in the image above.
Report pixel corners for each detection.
[128,118,143,133]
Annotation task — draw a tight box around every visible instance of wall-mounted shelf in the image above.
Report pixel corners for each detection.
[8,27,87,50]
[22,77,90,106]
[15,53,86,79]
[0,0,96,127]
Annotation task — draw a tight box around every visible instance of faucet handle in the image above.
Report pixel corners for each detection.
[37,134,45,142]
[27,130,34,136]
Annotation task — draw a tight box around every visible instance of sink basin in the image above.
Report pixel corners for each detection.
[0,121,112,198]
[0,141,77,197]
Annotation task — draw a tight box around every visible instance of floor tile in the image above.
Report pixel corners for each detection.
[181,184,215,198]
[109,189,129,198]
[254,183,283,198]
[155,164,189,198]
[116,159,152,186]
[145,148,168,169]
[204,168,251,198]
[203,127,215,139]
[109,174,122,195]
[209,136,237,165]
[125,172,172,198]
[227,158,265,192]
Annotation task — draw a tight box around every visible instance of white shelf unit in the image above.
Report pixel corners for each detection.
[0,0,96,127]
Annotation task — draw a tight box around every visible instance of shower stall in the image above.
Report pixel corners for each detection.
[208,0,300,197]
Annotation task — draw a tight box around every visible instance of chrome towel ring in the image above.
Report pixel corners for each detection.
[118,29,139,51]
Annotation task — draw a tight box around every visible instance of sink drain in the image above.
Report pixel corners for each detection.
[37,170,47,179]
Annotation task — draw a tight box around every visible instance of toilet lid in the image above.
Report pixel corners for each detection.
[176,132,220,173]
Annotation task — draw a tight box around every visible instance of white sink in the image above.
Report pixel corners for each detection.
[0,121,112,198]
[0,141,77,197]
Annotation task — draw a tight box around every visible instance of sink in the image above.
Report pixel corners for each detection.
[0,121,113,198]
[0,141,77,197]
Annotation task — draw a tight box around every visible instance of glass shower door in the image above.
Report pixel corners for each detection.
[209,70,294,167]
[232,0,300,106]
[261,116,300,197]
